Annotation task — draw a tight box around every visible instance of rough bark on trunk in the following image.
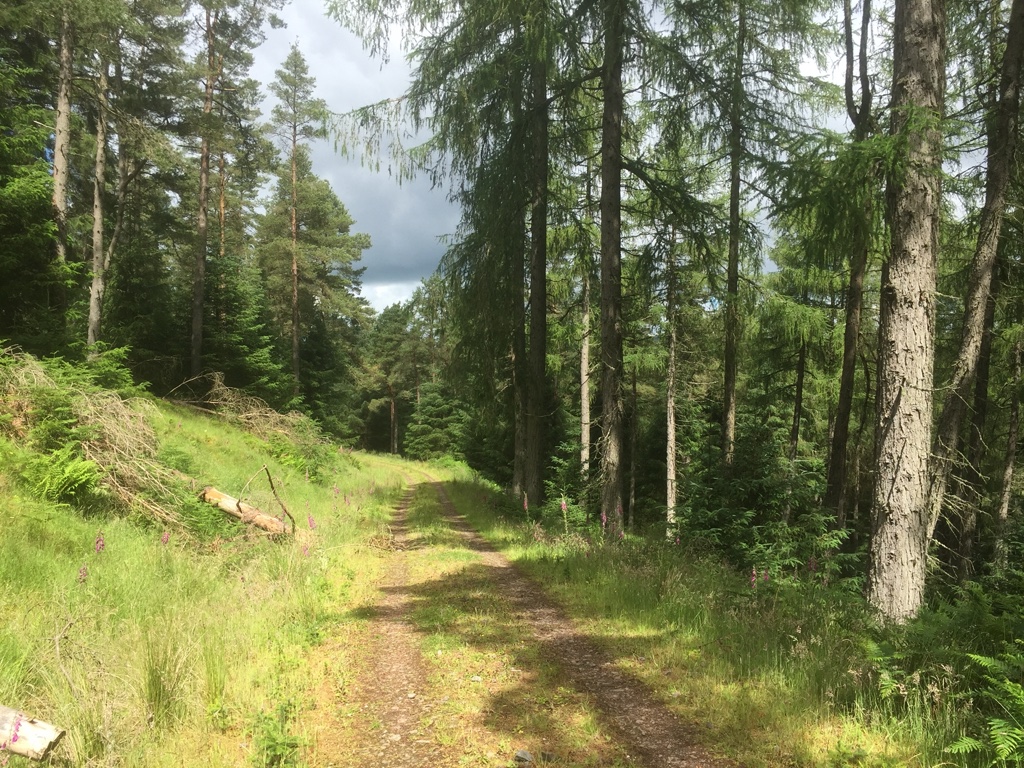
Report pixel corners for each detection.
[722,0,746,467]
[525,48,548,509]
[87,62,109,348]
[599,0,626,536]
[866,0,944,623]
[53,5,73,267]
[928,0,1024,539]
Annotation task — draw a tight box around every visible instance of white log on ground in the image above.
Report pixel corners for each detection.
[0,705,64,761]
[199,487,287,534]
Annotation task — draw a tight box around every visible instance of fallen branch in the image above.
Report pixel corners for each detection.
[261,465,296,534]
[0,705,64,761]
[238,465,295,535]
[199,487,287,534]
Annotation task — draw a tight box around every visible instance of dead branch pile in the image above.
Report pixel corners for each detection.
[204,372,319,443]
[77,395,186,530]
[185,374,331,478]
[0,347,188,532]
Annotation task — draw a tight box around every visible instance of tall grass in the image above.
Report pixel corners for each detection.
[0,387,406,767]
[447,477,969,768]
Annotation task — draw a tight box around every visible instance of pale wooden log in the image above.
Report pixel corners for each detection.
[199,487,287,534]
[0,705,64,761]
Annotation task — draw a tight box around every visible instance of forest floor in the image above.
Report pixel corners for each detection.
[302,472,739,768]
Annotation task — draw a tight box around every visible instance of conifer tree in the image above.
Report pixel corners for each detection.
[928,0,1024,538]
[266,43,328,396]
[867,0,945,623]
[188,0,281,379]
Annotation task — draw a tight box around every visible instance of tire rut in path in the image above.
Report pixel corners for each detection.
[424,480,739,768]
[335,487,447,767]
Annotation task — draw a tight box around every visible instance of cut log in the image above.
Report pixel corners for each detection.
[0,705,64,761]
[199,487,287,534]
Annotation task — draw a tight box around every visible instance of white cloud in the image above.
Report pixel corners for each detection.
[363,281,423,312]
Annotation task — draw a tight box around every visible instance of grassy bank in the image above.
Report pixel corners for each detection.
[0,353,410,767]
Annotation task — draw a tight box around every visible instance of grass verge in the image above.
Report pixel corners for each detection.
[0,394,405,767]
[445,477,957,768]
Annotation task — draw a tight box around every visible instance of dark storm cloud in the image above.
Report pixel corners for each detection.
[251,0,460,310]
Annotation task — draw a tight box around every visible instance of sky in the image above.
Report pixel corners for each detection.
[250,0,461,312]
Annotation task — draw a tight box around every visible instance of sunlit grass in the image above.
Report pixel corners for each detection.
[446,476,944,768]
[0,398,410,767]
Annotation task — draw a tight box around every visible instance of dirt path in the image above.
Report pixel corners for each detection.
[426,481,734,768]
[311,475,737,767]
[308,488,448,767]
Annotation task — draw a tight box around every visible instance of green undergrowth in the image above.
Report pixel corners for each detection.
[0,353,409,767]
[446,477,988,768]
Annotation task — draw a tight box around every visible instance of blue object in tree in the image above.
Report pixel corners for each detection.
[43,133,55,173]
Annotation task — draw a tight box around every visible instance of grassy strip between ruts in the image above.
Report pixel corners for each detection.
[0,397,409,768]
[383,478,641,767]
[443,477,944,768]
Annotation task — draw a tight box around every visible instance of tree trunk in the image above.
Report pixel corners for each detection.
[826,0,874,525]
[580,262,591,482]
[104,56,135,286]
[927,0,1024,539]
[994,339,1021,573]
[790,340,807,461]
[291,123,301,397]
[826,207,870,522]
[599,0,626,536]
[628,364,637,530]
[53,4,73,267]
[87,61,109,348]
[957,287,996,581]
[216,149,227,323]
[525,44,548,509]
[866,0,944,623]
[666,242,678,538]
[843,352,874,539]
[199,487,287,534]
[512,219,528,506]
[219,151,227,262]
[191,6,219,379]
[389,386,398,454]
[722,0,746,467]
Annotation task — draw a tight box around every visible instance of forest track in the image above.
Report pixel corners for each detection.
[311,467,738,767]
[308,487,448,767]
[423,478,737,768]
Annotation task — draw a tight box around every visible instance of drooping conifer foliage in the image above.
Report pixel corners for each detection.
[329,0,1024,627]
[4,0,1024,636]
[9,0,1024,760]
